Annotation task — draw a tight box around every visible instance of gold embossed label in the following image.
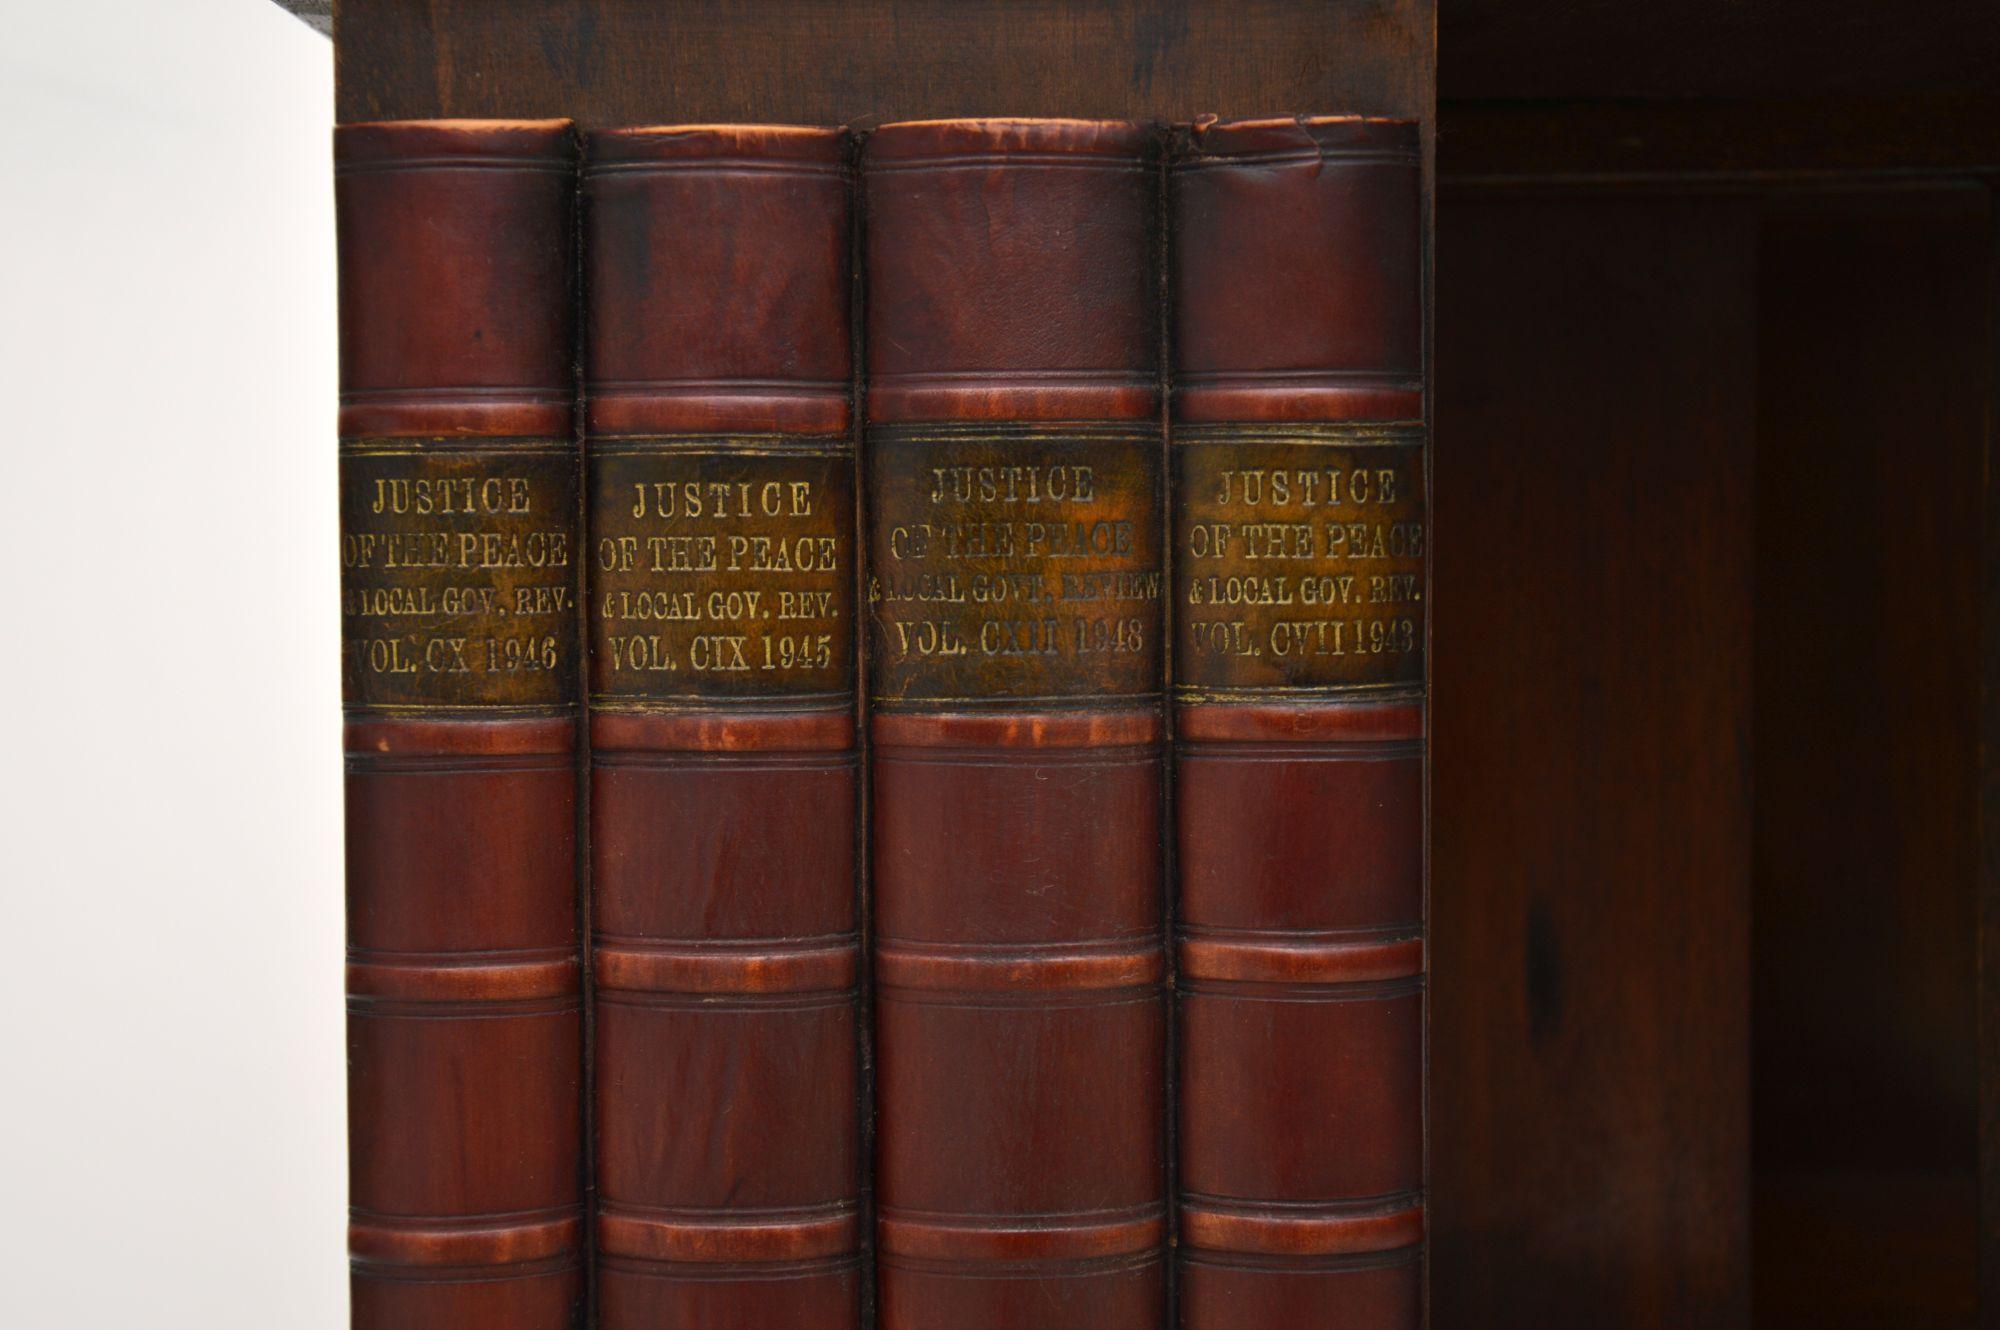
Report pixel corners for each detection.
[867,422,1162,708]
[1174,424,1425,699]
[588,437,854,707]
[340,439,579,712]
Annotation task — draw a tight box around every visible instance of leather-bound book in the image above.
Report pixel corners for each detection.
[583,126,861,1328]
[1170,116,1427,1328]
[862,119,1168,1330]
[336,120,584,1328]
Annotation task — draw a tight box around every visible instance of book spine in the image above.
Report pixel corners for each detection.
[862,118,1168,1330]
[336,120,584,1328]
[1170,116,1428,1328]
[582,126,862,1328]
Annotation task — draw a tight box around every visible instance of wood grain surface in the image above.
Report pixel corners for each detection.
[1430,195,1756,1329]
[1753,188,1988,1330]
[333,0,1430,126]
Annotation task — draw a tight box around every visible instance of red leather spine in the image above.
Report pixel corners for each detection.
[863,119,1168,1330]
[336,120,584,1328]
[1171,116,1427,1328]
[582,126,861,1329]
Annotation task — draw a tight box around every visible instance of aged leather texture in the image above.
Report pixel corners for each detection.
[336,119,585,1329]
[1172,115,1428,1330]
[863,118,1168,1330]
[583,125,863,1330]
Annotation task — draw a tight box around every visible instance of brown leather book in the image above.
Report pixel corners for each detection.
[1170,116,1428,1328]
[336,119,584,1328]
[582,126,862,1328]
[862,118,1168,1330]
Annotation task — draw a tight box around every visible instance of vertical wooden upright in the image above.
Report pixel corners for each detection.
[1429,193,1758,1328]
[1982,185,2000,1330]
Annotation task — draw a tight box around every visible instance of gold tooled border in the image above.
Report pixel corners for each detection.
[588,433,853,458]
[868,420,1161,446]
[340,436,575,456]
[1170,421,1425,449]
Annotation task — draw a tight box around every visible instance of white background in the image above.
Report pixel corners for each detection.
[0,0,345,1323]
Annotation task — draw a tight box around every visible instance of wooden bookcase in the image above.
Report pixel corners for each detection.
[307,0,2000,1324]
[1432,7,1999,1326]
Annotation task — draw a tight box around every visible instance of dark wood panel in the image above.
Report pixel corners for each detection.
[1752,187,1989,1327]
[1757,1170,1977,1330]
[1752,189,1987,1177]
[1440,0,2000,102]
[334,0,1431,126]
[1979,186,2000,1330]
[1430,195,1756,1328]
[1439,95,2000,187]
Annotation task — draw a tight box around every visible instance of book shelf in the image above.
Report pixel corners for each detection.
[1433,7,1997,1324]
[307,0,2000,1324]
